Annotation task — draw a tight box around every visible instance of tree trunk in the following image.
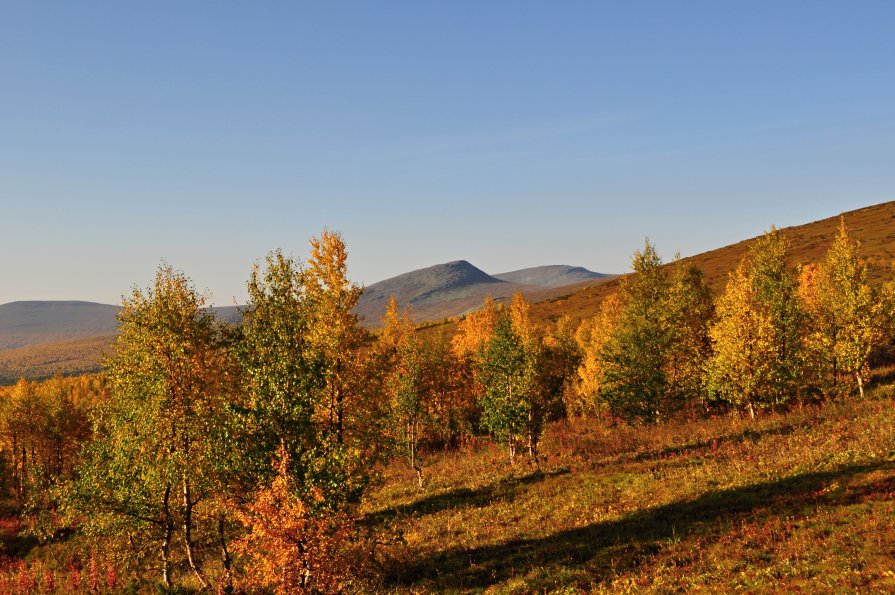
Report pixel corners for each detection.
[161,485,174,589]
[218,515,233,594]
[748,401,755,421]
[20,445,26,501]
[182,477,209,589]
[856,371,865,399]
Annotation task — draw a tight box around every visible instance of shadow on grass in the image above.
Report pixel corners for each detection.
[386,461,893,589]
[363,468,570,528]
[0,520,38,559]
[621,422,803,465]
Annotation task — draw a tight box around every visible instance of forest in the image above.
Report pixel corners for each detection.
[1,220,894,593]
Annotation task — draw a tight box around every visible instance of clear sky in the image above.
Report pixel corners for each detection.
[2,2,894,306]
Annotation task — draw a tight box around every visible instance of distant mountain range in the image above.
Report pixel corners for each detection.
[6,198,894,384]
[0,301,244,351]
[355,262,610,324]
[0,301,120,351]
[0,263,610,355]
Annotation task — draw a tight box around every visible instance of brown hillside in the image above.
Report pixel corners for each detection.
[422,200,895,336]
[0,334,113,385]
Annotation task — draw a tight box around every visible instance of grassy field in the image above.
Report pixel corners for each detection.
[363,390,895,593]
[3,390,895,593]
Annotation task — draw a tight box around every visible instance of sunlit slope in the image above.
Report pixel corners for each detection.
[520,200,895,327]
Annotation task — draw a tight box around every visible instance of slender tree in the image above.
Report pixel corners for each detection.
[800,218,891,397]
[574,294,622,416]
[70,265,231,589]
[478,296,546,465]
[706,260,777,419]
[305,230,364,445]
[707,229,806,418]
[600,240,674,422]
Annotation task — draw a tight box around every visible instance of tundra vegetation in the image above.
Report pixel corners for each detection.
[1,220,895,593]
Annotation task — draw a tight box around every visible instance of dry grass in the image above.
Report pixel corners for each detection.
[363,389,895,593]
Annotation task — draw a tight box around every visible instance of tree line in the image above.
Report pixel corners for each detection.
[1,220,893,592]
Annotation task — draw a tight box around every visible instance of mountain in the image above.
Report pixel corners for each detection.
[0,301,120,350]
[493,265,610,288]
[5,200,894,382]
[0,301,245,352]
[355,261,614,325]
[355,260,513,324]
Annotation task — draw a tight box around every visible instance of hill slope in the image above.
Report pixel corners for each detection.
[356,261,613,325]
[495,200,895,329]
[493,265,610,288]
[366,391,895,592]
[0,301,120,350]
[0,334,113,384]
[355,260,513,324]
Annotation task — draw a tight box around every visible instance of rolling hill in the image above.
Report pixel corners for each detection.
[493,265,610,288]
[0,301,119,350]
[419,201,895,337]
[355,261,611,325]
[0,303,244,383]
[3,200,893,383]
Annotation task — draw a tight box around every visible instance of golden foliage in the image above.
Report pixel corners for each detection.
[572,293,621,415]
[232,446,362,594]
[451,295,498,359]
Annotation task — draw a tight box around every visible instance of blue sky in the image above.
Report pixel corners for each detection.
[2,2,894,305]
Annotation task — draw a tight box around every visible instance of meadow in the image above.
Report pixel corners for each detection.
[365,388,895,593]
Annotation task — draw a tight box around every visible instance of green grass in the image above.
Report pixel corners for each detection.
[363,393,895,593]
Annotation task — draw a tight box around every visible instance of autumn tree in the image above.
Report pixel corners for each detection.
[706,261,777,419]
[600,241,673,422]
[388,335,429,486]
[236,251,330,492]
[0,376,97,510]
[479,294,547,465]
[574,294,622,416]
[305,230,365,446]
[707,229,804,417]
[594,242,714,422]
[451,295,499,360]
[234,240,375,589]
[800,218,892,398]
[69,265,232,590]
[422,330,473,447]
[748,228,805,402]
[665,260,714,407]
[541,314,581,419]
[233,446,362,594]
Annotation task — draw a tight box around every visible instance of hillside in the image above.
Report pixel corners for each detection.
[0,303,244,385]
[493,264,610,288]
[0,301,119,350]
[355,261,612,325]
[0,334,112,384]
[444,201,895,331]
[365,389,895,592]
